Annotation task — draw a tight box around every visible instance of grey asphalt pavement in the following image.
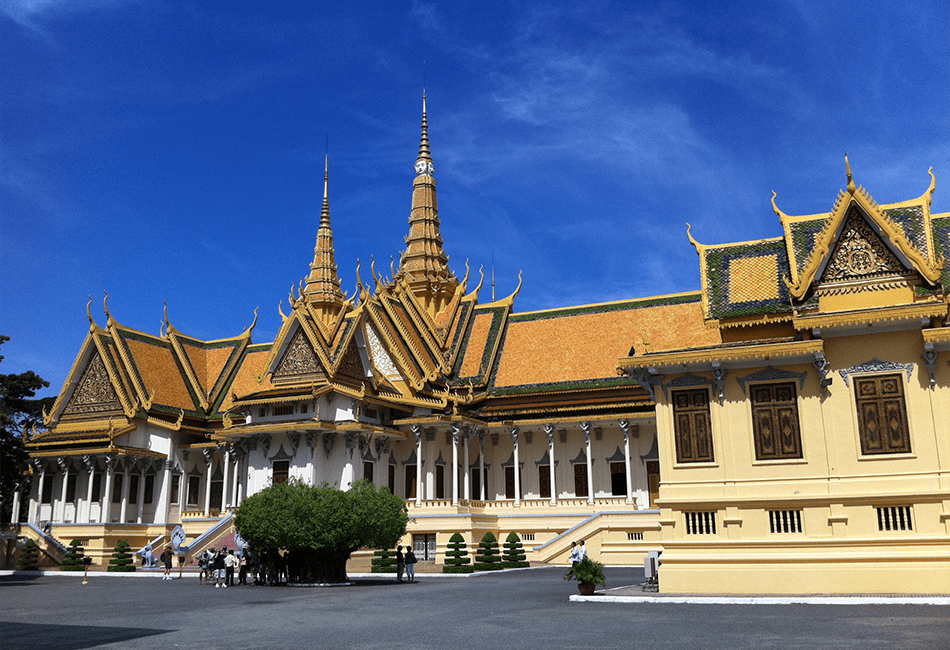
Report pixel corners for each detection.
[1,567,947,650]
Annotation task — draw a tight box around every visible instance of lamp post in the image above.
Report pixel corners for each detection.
[82,556,92,585]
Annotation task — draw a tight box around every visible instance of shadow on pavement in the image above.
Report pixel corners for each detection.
[0,621,173,650]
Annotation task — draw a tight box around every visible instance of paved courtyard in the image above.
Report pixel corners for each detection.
[1,567,947,650]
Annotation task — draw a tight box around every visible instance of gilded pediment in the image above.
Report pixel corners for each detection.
[62,351,124,417]
[820,208,907,284]
[273,328,325,384]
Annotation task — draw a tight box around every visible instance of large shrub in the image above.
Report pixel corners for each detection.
[60,538,85,571]
[502,532,530,568]
[236,480,407,583]
[108,539,136,572]
[371,549,398,573]
[443,532,473,574]
[16,538,39,571]
[473,531,502,571]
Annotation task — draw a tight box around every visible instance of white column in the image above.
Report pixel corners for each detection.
[231,452,240,508]
[510,427,520,505]
[545,424,556,504]
[463,431,471,501]
[29,461,42,525]
[620,421,634,504]
[11,486,21,524]
[222,447,231,510]
[203,449,213,515]
[413,425,423,506]
[84,455,95,523]
[161,458,173,523]
[479,432,486,501]
[235,450,242,506]
[119,462,130,523]
[581,422,593,504]
[451,424,460,506]
[101,455,114,524]
[135,464,146,524]
[57,457,69,523]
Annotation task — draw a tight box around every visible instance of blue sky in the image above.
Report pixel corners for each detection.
[2,0,948,398]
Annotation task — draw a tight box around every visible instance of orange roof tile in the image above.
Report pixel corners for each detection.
[493,296,718,388]
[458,311,495,379]
[124,337,195,410]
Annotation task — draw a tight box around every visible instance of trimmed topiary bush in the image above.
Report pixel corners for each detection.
[16,538,39,571]
[473,531,502,571]
[60,539,86,571]
[502,532,530,568]
[371,548,398,573]
[443,532,473,573]
[108,539,136,572]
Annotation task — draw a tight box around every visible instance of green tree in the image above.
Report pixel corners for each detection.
[16,538,39,570]
[473,531,502,571]
[0,335,55,524]
[108,539,136,572]
[61,538,86,571]
[443,532,473,573]
[235,479,407,584]
[502,531,529,568]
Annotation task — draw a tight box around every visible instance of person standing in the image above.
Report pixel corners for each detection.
[395,545,405,583]
[579,540,588,561]
[213,549,226,588]
[198,550,210,584]
[404,547,417,583]
[569,541,581,567]
[238,549,248,586]
[224,549,236,587]
[162,544,173,580]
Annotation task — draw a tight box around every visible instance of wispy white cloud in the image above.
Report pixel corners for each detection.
[1,0,140,39]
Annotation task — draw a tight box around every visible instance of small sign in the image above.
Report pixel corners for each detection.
[171,525,186,552]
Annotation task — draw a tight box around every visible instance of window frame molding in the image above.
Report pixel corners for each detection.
[747,380,805,462]
[848,370,915,458]
[669,386,717,465]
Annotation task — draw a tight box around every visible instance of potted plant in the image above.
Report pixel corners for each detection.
[565,557,605,595]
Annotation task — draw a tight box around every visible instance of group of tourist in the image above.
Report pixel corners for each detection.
[394,544,417,583]
[195,547,242,587]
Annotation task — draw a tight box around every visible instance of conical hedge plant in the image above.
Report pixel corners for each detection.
[108,539,136,572]
[473,531,502,571]
[502,531,530,568]
[60,539,86,571]
[443,532,473,573]
[371,548,398,573]
[16,538,39,571]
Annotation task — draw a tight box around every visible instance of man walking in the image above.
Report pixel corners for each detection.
[396,545,405,583]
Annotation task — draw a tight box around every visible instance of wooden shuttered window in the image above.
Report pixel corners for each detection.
[671,389,714,463]
[855,374,911,454]
[751,382,802,460]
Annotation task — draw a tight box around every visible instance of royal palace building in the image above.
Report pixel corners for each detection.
[15,98,950,594]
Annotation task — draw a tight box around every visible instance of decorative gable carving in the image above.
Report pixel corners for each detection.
[820,208,906,283]
[273,328,324,384]
[336,341,365,382]
[62,351,123,417]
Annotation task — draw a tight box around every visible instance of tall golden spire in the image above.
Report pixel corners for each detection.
[396,91,459,313]
[304,155,345,306]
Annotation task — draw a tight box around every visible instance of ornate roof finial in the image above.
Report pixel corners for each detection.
[303,152,345,308]
[845,152,855,193]
[415,90,434,178]
[395,90,459,313]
